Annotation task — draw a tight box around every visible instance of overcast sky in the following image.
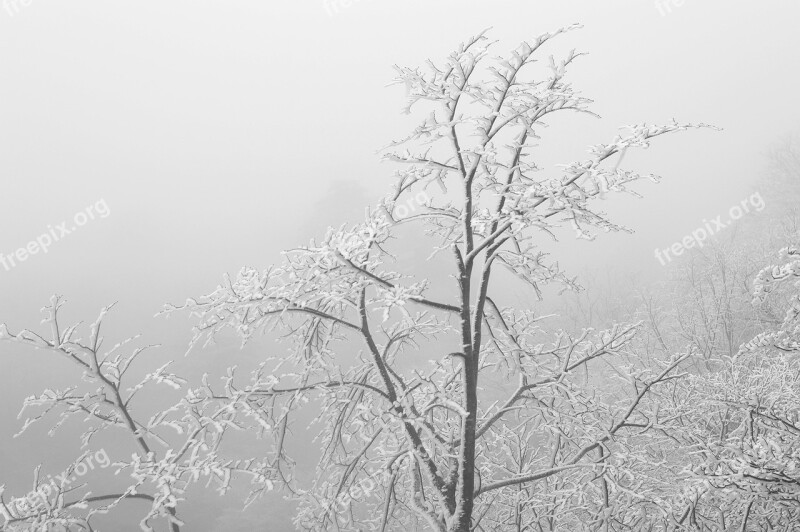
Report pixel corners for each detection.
[1,1,799,530]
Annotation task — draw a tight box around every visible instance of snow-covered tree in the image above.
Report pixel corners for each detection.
[163,27,706,531]
[1,27,708,531]
[626,195,800,530]
[645,242,800,531]
[0,297,276,531]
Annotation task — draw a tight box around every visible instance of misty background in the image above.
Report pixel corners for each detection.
[1,1,800,529]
